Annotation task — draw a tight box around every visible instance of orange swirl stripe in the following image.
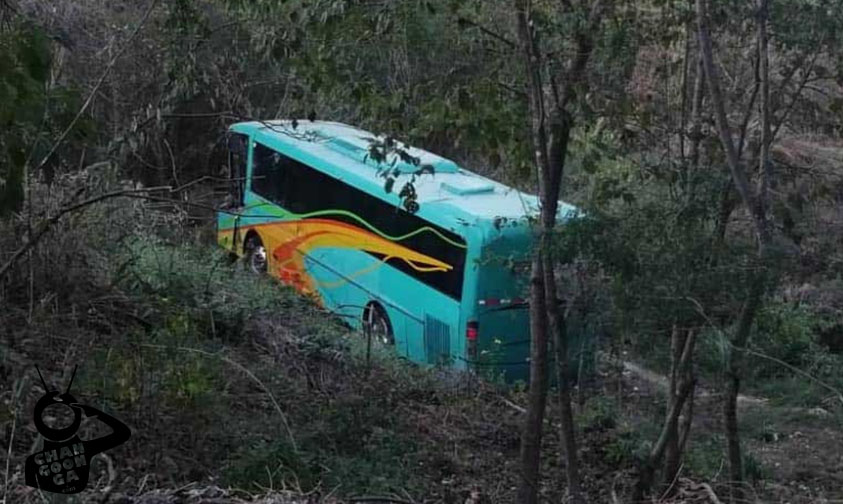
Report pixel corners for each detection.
[252,218,453,293]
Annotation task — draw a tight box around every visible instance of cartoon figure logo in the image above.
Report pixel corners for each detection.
[24,366,131,494]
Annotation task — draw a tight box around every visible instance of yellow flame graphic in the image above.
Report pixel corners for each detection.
[227,218,453,294]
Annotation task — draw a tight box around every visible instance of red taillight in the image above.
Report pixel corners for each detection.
[466,321,479,341]
[466,321,479,364]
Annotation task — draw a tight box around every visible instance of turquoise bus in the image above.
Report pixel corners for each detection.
[216,120,578,381]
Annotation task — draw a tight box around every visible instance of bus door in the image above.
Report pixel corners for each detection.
[221,132,249,253]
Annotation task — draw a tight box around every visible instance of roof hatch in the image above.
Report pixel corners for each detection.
[441,179,495,196]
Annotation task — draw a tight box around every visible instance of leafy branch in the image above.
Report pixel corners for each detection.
[362,135,435,214]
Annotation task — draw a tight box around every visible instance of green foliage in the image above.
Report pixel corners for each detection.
[103,229,435,495]
[754,303,820,373]
[0,21,50,215]
[580,396,619,432]
[0,18,92,216]
[579,395,655,468]
[605,428,650,467]
[687,438,765,488]
[81,337,144,408]
[693,300,843,407]
[210,0,530,176]
[743,451,771,483]
[749,303,843,407]
[119,235,296,343]
[163,0,211,99]
[156,315,223,408]
[77,228,285,411]
[225,438,316,492]
[685,434,726,481]
[224,340,436,496]
[226,422,422,495]
[570,119,639,206]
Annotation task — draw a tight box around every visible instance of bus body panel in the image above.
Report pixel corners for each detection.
[467,224,533,382]
[303,244,461,364]
[216,120,578,381]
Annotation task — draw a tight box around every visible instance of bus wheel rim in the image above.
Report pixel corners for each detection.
[250,244,267,274]
[375,317,390,345]
[367,308,391,345]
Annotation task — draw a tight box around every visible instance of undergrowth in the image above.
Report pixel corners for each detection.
[1,194,478,500]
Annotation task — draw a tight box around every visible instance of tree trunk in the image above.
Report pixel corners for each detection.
[757,0,772,223]
[665,328,698,495]
[514,1,553,501]
[513,2,607,501]
[518,253,550,504]
[695,1,775,501]
[663,327,685,490]
[678,372,696,455]
[695,0,770,249]
[686,52,705,199]
[631,329,696,501]
[552,312,583,504]
[722,0,773,485]
[724,274,765,502]
[541,178,583,503]
[543,111,583,504]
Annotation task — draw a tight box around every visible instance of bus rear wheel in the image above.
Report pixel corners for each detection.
[244,234,267,275]
[363,303,394,346]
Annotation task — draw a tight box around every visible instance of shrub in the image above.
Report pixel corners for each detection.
[605,428,648,467]
[580,395,619,432]
[225,438,316,492]
[685,434,726,481]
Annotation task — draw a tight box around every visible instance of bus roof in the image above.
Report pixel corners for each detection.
[231,119,578,227]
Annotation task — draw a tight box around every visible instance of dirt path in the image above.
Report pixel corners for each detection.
[621,360,770,407]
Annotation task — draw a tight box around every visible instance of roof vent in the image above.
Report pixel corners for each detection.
[378,151,460,175]
[430,158,459,174]
[441,179,495,196]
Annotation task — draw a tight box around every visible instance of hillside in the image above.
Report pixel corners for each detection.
[3,0,843,502]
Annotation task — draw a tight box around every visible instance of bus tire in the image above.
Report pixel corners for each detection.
[244,234,268,275]
[363,302,394,346]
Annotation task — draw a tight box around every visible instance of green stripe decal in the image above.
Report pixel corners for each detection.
[245,202,468,250]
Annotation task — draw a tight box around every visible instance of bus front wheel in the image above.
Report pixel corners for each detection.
[363,303,394,346]
[244,234,267,275]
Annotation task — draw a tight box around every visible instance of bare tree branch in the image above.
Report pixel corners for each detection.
[34,0,159,173]
[456,16,516,48]
[696,0,770,249]
[0,186,170,281]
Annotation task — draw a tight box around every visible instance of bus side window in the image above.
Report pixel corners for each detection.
[252,143,288,206]
[284,154,312,214]
[227,133,248,207]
